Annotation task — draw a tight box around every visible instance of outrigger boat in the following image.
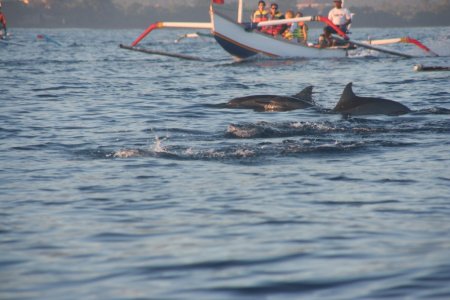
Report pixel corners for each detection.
[120,0,438,61]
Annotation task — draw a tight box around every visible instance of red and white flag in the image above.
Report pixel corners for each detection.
[213,0,224,4]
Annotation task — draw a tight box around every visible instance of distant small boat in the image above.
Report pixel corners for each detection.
[122,0,438,61]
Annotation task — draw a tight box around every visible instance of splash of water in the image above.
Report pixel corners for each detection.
[152,135,167,153]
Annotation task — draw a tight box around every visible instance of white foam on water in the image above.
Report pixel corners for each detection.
[112,149,142,158]
[152,135,167,153]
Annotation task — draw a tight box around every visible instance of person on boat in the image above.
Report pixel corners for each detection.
[0,3,7,39]
[294,12,308,44]
[326,0,352,34]
[263,2,284,36]
[316,27,335,48]
[252,1,268,23]
[281,10,295,40]
[316,27,352,49]
[282,11,308,44]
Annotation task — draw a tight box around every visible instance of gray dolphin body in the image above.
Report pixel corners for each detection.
[333,83,411,116]
[225,86,314,112]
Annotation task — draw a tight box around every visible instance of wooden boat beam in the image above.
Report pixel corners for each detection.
[131,22,212,47]
[367,37,438,56]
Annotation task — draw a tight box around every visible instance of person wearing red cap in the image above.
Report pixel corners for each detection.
[327,0,352,34]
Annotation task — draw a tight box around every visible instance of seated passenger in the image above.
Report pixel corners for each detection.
[263,3,284,36]
[282,11,308,44]
[316,27,335,48]
[281,10,295,40]
[252,0,268,24]
[295,12,308,44]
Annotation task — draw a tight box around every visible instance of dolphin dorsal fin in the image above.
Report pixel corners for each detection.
[292,86,314,104]
[333,82,359,110]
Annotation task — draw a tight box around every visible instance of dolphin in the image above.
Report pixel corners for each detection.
[224,86,315,112]
[332,83,411,116]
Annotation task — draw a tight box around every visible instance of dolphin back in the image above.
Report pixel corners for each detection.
[226,87,315,111]
[333,82,411,115]
[227,95,276,107]
[292,86,314,104]
[333,82,358,112]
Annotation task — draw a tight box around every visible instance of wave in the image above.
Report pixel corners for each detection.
[226,118,450,139]
[109,137,407,162]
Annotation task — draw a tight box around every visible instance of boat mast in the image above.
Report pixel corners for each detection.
[238,0,243,23]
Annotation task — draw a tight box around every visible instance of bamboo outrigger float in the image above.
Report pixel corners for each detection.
[120,0,438,61]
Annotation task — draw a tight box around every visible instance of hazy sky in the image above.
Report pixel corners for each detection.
[5,0,449,27]
[112,0,449,8]
[12,0,448,8]
[114,0,450,16]
[8,0,450,11]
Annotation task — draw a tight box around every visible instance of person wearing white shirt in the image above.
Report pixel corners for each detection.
[327,0,352,34]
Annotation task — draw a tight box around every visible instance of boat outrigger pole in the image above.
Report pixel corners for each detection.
[128,1,232,47]
[367,37,439,57]
[255,14,437,58]
[130,22,212,47]
[119,44,205,61]
[120,21,212,60]
[119,2,223,60]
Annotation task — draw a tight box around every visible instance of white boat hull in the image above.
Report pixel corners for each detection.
[211,10,348,60]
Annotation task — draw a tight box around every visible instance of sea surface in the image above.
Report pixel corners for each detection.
[1,26,450,300]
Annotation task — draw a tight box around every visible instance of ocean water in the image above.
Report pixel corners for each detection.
[1,26,450,300]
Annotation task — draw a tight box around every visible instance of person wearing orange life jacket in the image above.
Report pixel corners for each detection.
[263,3,284,36]
[252,1,268,23]
[0,3,7,39]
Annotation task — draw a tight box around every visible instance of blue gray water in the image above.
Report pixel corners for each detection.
[1,26,450,299]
